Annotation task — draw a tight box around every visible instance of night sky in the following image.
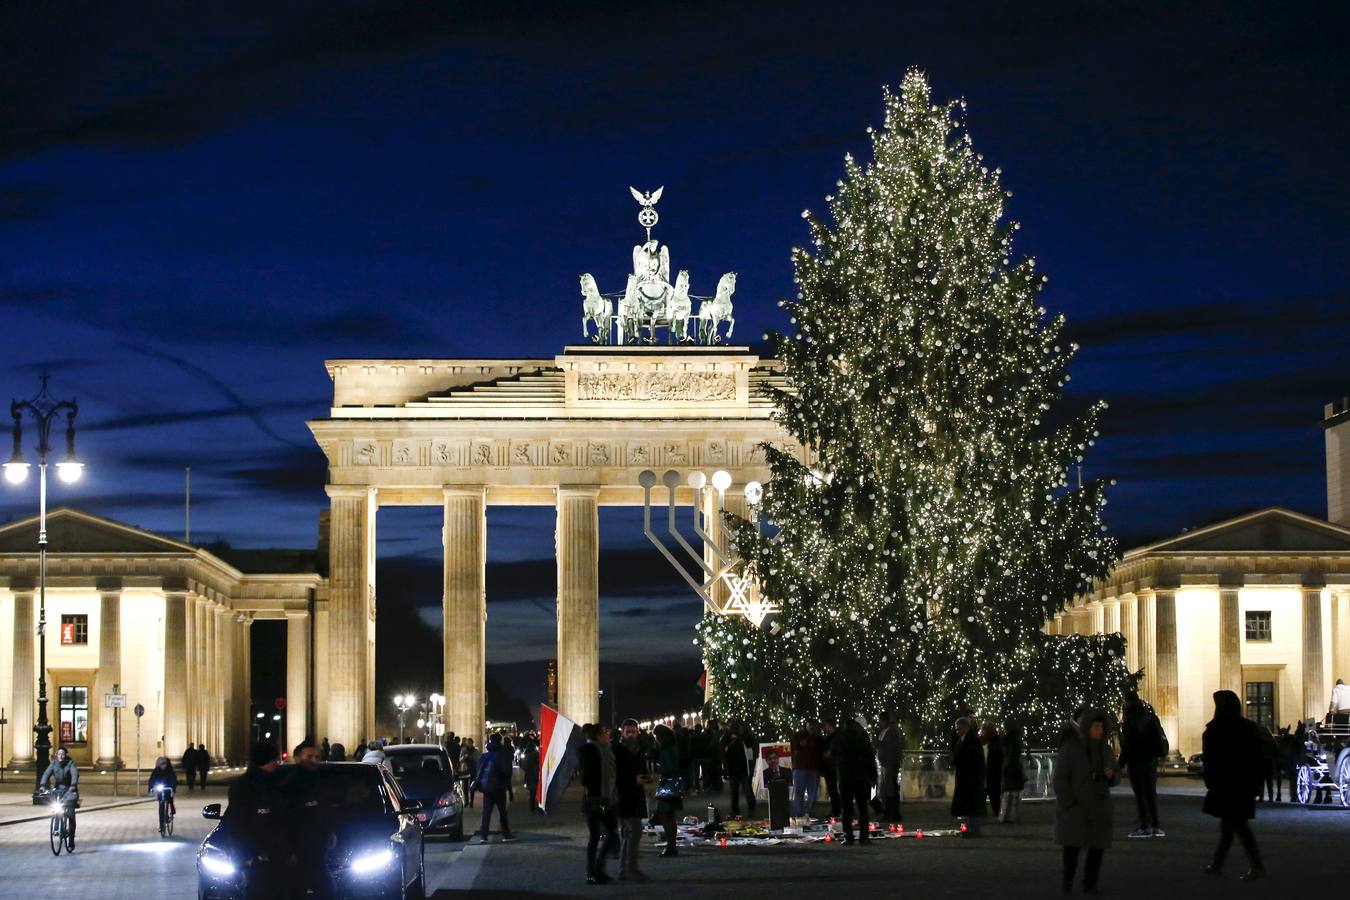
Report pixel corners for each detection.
[3,3,1347,720]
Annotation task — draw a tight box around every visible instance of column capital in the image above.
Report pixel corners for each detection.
[326,484,377,501]
[557,485,601,499]
[442,485,487,500]
[95,577,123,595]
[1302,581,1327,593]
[284,609,311,620]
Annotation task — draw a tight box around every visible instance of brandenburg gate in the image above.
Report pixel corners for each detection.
[308,345,795,746]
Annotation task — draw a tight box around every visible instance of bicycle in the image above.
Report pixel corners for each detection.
[41,788,76,856]
[154,785,175,837]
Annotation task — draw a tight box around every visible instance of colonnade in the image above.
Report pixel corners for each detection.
[324,484,605,749]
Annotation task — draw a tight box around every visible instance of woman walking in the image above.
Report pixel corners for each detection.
[652,724,683,857]
[1202,690,1265,879]
[1054,708,1118,894]
[999,723,1027,823]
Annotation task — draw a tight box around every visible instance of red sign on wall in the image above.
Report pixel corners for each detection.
[60,720,73,743]
[60,623,75,645]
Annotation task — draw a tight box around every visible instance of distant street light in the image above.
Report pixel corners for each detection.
[393,694,415,744]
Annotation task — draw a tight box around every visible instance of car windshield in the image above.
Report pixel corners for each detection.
[316,767,388,816]
[388,753,449,778]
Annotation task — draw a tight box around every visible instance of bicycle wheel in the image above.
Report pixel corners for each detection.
[159,800,167,837]
[64,816,75,852]
[49,816,62,856]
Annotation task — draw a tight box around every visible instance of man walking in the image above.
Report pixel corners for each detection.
[282,739,332,898]
[221,741,285,895]
[196,743,211,790]
[1120,693,1167,837]
[182,742,199,791]
[475,734,515,844]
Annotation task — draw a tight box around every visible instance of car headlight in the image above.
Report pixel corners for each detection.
[350,847,395,875]
[200,848,237,878]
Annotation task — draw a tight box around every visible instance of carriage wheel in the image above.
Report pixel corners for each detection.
[1296,765,1314,805]
[1336,751,1350,809]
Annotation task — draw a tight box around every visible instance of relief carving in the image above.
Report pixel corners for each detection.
[511,442,533,466]
[354,440,379,466]
[627,443,651,466]
[663,442,688,465]
[588,441,610,466]
[472,442,494,466]
[576,371,735,402]
[550,442,572,466]
[432,441,453,466]
[393,440,415,466]
[706,440,727,464]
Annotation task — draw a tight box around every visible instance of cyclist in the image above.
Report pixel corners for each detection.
[148,755,178,820]
[39,746,79,838]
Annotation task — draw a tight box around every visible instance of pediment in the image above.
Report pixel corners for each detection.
[1138,507,1350,555]
[0,508,194,555]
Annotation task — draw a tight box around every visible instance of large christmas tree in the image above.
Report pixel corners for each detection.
[698,71,1128,746]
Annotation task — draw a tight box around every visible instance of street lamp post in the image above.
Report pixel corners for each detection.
[4,375,81,793]
[393,694,415,744]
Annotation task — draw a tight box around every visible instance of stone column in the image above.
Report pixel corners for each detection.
[1053,614,1064,636]
[1218,586,1243,698]
[556,486,600,726]
[1088,601,1105,635]
[1154,590,1180,756]
[193,596,208,748]
[10,588,35,766]
[219,608,236,762]
[1104,599,1121,635]
[238,617,253,752]
[163,591,189,760]
[212,606,227,760]
[443,487,487,746]
[312,604,328,743]
[1334,592,1350,683]
[94,585,123,768]
[184,596,197,748]
[1303,586,1326,722]
[1121,596,1138,673]
[327,486,377,750]
[286,610,311,753]
[1137,592,1156,706]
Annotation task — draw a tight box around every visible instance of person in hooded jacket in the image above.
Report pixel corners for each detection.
[833,717,876,845]
[1202,690,1265,880]
[148,756,179,816]
[1054,708,1118,894]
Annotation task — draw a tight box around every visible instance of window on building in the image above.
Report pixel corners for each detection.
[1244,610,1272,642]
[1245,681,1275,732]
[59,614,88,645]
[58,686,89,744]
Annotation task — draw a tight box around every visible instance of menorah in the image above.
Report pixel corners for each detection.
[637,468,776,626]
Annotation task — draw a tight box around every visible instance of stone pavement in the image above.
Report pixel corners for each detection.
[0,778,1344,898]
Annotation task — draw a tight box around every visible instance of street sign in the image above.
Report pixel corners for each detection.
[275,697,286,711]
[133,703,145,718]
[105,693,127,708]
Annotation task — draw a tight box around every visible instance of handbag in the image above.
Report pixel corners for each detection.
[655,775,685,800]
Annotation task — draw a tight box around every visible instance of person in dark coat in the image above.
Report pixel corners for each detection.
[722,721,756,817]
[614,719,650,882]
[576,724,618,884]
[819,721,842,818]
[1054,708,1118,893]
[221,741,286,895]
[950,717,987,835]
[833,717,876,844]
[652,724,683,857]
[474,734,515,844]
[196,743,211,789]
[999,723,1027,823]
[182,743,200,790]
[521,739,541,815]
[979,722,1003,820]
[1255,725,1278,802]
[1120,693,1167,836]
[281,739,333,899]
[1202,690,1265,880]
[873,712,902,822]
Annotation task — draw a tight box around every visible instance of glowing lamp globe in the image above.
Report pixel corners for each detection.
[56,461,83,484]
[3,461,29,484]
[711,469,732,493]
[687,471,707,490]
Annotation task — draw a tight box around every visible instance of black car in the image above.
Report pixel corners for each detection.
[384,744,466,840]
[196,762,425,899]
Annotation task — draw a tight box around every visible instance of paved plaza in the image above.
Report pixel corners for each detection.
[0,777,1348,898]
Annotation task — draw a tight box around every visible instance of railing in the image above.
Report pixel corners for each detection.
[900,750,1059,801]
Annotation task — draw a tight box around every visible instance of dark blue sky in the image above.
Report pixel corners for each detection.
[3,2,1347,696]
